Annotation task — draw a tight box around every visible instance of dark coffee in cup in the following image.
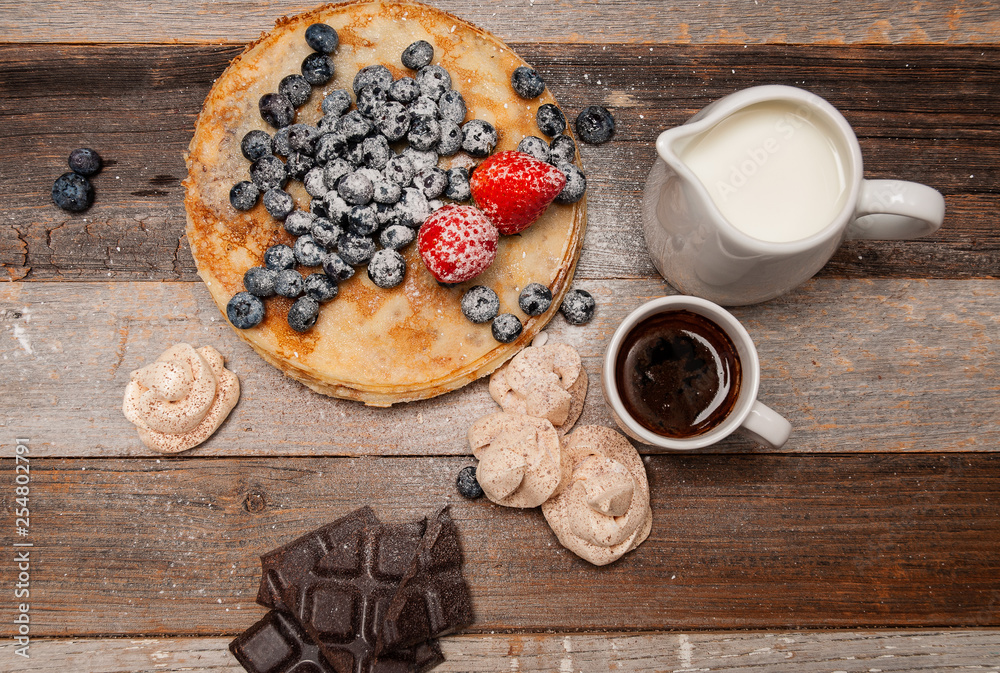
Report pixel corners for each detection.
[614,309,741,438]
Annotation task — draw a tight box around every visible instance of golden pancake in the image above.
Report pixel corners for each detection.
[184,0,586,406]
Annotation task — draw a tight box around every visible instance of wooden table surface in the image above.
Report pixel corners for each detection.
[3,1,1000,671]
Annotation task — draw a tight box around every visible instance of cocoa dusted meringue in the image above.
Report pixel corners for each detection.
[123,343,240,453]
[468,412,561,508]
[488,342,588,435]
[541,425,652,566]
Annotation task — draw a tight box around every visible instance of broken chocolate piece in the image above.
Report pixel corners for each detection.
[230,609,339,673]
[377,507,473,654]
[257,506,380,613]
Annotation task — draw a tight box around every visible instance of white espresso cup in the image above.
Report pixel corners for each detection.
[602,295,791,450]
[641,84,945,306]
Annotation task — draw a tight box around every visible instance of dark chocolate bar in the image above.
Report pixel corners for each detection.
[257,506,379,613]
[229,609,338,673]
[377,507,474,654]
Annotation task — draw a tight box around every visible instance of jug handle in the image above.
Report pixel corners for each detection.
[847,179,945,241]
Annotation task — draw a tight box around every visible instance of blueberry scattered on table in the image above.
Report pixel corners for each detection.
[560,288,596,325]
[68,148,102,176]
[456,465,484,499]
[492,313,523,343]
[230,181,260,211]
[575,105,616,144]
[461,286,500,324]
[52,171,94,212]
[227,292,265,329]
[288,296,320,332]
[535,103,566,137]
[401,40,434,70]
[305,23,339,54]
[511,66,545,99]
[518,283,553,316]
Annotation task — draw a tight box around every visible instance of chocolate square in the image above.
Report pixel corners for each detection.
[229,610,339,673]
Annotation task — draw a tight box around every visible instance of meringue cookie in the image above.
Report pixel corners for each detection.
[541,425,652,566]
[123,343,240,453]
[468,412,561,508]
[489,342,588,435]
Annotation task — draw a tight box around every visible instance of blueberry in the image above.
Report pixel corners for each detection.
[518,283,552,316]
[438,90,467,123]
[555,163,587,204]
[337,233,376,266]
[322,191,351,225]
[322,251,355,281]
[279,74,312,108]
[492,313,523,343]
[336,110,372,142]
[416,65,451,100]
[323,158,352,190]
[259,93,295,128]
[367,248,406,289]
[264,244,296,270]
[310,198,329,219]
[408,95,439,119]
[389,76,419,103]
[401,147,438,172]
[511,66,546,99]
[303,167,329,198]
[357,84,389,119]
[275,269,304,298]
[314,131,347,165]
[575,105,616,144]
[68,148,102,176]
[436,119,463,156]
[517,135,550,163]
[285,151,315,180]
[461,119,498,157]
[549,134,577,165]
[347,204,378,236]
[461,286,500,324]
[51,172,93,212]
[536,103,566,137]
[284,209,316,236]
[322,89,352,116]
[398,187,430,227]
[305,23,339,54]
[287,296,320,332]
[353,65,393,95]
[379,224,415,250]
[263,188,294,220]
[401,40,434,70]
[303,272,339,302]
[338,171,374,205]
[249,155,287,191]
[241,130,272,161]
[444,166,471,201]
[384,154,416,185]
[413,166,447,199]
[373,101,411,142]
[229,181,260,211]
[343,140,365,167]
[294,234,324,267]
[372,178,402,205]
[317,114,340,134]
[227,292,265,329]
[286,124,318,154]
[560,288,595,324]
[375,202,401,227]
[456,465,484,499]
[244,266,278,297]
[301,53,335,85]
[361,135,391,170]
[311,217,343,249]
[271,127,292,157]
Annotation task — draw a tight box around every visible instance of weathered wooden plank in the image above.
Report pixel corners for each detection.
[3,278,999,457]
[1,44,997,282]
[3,0,1000,45]
[3,630,1000,672]
[0,454,996,636]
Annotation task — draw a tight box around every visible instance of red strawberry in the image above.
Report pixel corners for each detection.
[470,150,567,235]
[418,204,499,284]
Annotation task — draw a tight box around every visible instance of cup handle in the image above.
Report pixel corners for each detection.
[847,179,945,241]
[740,401,792,449]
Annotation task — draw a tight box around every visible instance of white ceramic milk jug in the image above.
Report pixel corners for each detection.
[641,85,945,305]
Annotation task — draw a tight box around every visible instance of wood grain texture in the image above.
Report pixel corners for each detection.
[0,454,997,636]
[3,0,1000,45]
[3,278,999,458]
[1,44,997,282]
[3,630,1000,672]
